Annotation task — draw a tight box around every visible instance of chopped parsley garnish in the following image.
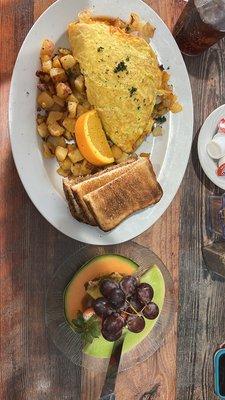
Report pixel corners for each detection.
[129,86,137,97]
[126,56,130,62]
[114,61,127,73]
[155,116,167,124]
[137,106,141,110]
[97,46,104,52]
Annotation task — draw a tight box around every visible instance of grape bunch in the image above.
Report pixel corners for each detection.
[87,275,159,342]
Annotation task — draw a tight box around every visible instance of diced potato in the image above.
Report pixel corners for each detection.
[57,167,70,177]
[68,101,78,118]
[52,95,65,108]
[43,142,54,158]
[74,90,86,103]
[76,104,86,117]
[37,122,49,138]
[68,148,84,163]
[49,103,62,112]
[63,131,73,141]
[141,22,155,41]
[55,146,68,162]
[56,82,72,99]
[47,82,55,95]
[36,70,51,83]
[129,12,142,31]
[42,59,52,73]
[71,163,81,177]
[37,82,48,92]
[48,135,67,148]
[170,102,182,113]
[140,152,150,158]
[50,68,67,83]
[62,111,69,119]
[58,48,72,56]
[52,55,62,68]
[60,55,76,70]
[117,152,129,163]
[60,157,72,171]
[36,115,46,124]
[67,94,79,103]
[37,92,54,109]
[48,122,64,136]
[41,54,51,62]
[62,117,75,133]
[40,39,55,57]
[47,111,63,125]
[46,141,55,154]
[74,75,85,93]
[67,143,76,152]
[80,160,93,175]
[152,126,163,137]
[111,145,123,160]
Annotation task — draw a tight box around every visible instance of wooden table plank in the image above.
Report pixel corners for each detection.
[176,42,225,400]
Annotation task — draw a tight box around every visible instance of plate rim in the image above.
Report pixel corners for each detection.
[198,104,225,190]
[9,0,193,245]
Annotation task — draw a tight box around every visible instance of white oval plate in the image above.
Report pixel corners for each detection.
[9,0,193,245]
[198,104,225,190]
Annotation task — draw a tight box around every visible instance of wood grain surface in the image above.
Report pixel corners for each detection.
[1,0,225,399]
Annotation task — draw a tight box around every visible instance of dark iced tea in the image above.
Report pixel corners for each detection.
[173,0,225,55]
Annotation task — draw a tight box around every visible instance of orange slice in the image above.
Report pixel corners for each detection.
[75,110,114,166]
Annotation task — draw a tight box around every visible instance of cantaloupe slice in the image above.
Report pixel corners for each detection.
[64,255,165,358]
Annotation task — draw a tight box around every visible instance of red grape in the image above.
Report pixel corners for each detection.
[108,288,126,309]
[136,283,154,304]
[102,328,122,342]
[127,314,145,333]
[102,313,124,334]
[120,275,138,296]
[129,295,143,312]
[142,302,159,319]
[100,279,119,298]
[93,297,112,318]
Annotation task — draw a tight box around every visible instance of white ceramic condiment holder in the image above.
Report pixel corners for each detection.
[207,132,225,159]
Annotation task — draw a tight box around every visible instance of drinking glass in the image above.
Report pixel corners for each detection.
[173,0,225,55]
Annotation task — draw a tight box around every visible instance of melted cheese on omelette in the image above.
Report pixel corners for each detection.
[68,17,164,153]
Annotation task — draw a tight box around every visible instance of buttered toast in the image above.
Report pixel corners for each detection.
[83,158,162,231]
[63,156,163,231]
[70,157,138,225]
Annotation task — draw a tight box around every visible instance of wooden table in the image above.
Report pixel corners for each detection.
[1,0,225,399]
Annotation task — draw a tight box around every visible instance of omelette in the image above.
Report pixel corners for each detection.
[68,12,180,153]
